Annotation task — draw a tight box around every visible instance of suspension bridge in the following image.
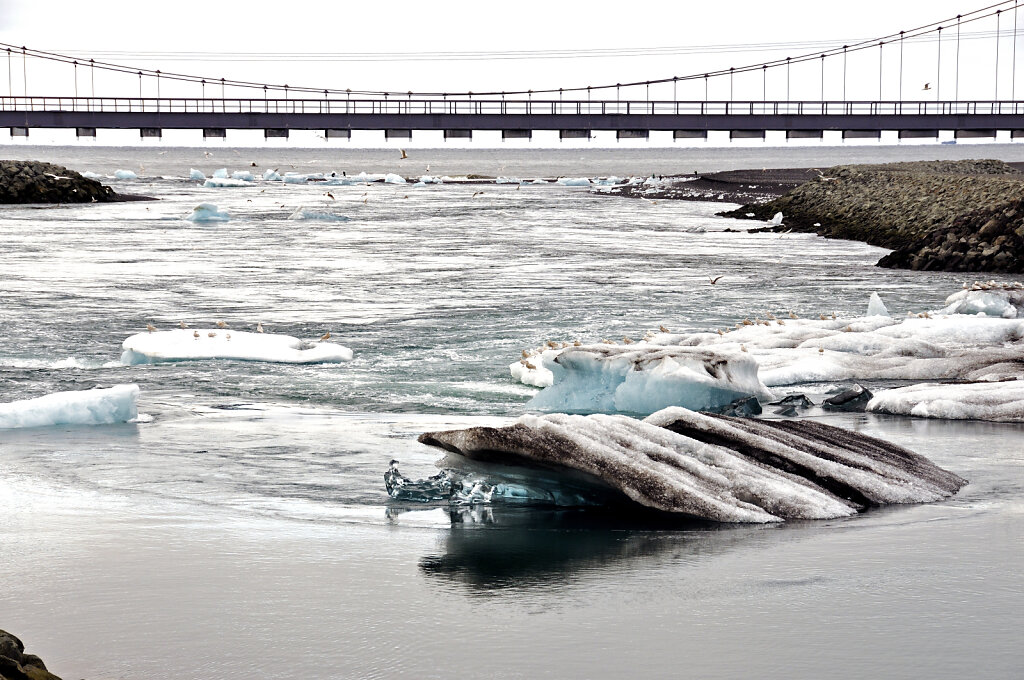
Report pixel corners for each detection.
[2,1,1024,142]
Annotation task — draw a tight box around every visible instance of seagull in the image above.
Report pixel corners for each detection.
[659,325,670,333]
[146,323,156,333]
[193,330,200,339]
[472,191,484,198]
[203,151,213,157]
[400,149,408,159]
[208,332,217,338]
[922,82,932,91]
[326,192,335,200]
[256,322,264,333]
[709,275,724,285]
[179,321,188,329]
[524,361,536,370]
[216,321,228,329]
[320,331,331,341]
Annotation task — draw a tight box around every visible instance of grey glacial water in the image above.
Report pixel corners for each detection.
[1,145,1022,679]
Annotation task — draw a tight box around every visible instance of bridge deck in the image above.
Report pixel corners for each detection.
[3,98,1024,131]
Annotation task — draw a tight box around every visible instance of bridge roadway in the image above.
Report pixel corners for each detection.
[3,98,1024,137]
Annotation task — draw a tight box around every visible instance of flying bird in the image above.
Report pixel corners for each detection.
[709,276,724,285]
[400,149,408,159]
[472,191,484,198]
[146,323,156,333]
[922,82,932,91]
[326,192,335,199]
[320,331,331,342]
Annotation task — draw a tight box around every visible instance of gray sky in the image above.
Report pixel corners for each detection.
[1,0,1018,101]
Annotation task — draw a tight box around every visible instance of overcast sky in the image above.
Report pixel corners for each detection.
[0,0,1019,100]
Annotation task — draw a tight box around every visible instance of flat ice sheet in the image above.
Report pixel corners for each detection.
[121,329,353,364]
[868,380,1024,422]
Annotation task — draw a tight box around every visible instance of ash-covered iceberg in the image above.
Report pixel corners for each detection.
[0,384,140,429]
[121,329,353,364]
[408,409,965,523]
[868,380,1024,422]
[523,345,772,415]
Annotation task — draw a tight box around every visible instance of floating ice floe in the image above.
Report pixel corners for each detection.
[521,346,772,414]
[418,175,442,184]
[263,169,283,181]
[513,286,1024,416]
[82,171,103,180]
[868,380,1024,422]
[938,282,1024,318]
[203,177,250,188]
[189,168,206,180]
[121,329,353,364]
[212,168,228,179]
[287,206,350,221]
[185,203,229,222]
[231,170,256,182]
[866,292,889,316]
[404,408,965,522]
[383,173,407,184]
[496,176,522,184]
[114,169,138,180]
[557,177,592,187]
[0,384,140,429]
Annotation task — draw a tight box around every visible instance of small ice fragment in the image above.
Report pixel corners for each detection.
[263,169,283,181]
[769,212,784,225]
[0,384,140,429]
[114,169,137,180]
[212,168,228,179]
[384,173,407,184]
[867,292,889,316]
[186,203,229,222]
[189,168,206,180]
[231,170,255,182]
[82,171,103,180]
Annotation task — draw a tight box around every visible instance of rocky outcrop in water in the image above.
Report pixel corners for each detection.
[721,159,1024,273]
[0,630,62,680]
[0,160,118,204]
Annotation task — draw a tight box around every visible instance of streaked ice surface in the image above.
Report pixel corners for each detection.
[1,147,1022,680]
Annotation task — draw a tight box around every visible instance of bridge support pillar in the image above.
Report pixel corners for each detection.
[954,129,996,138]
[502,129,532,140]
[786,130,823,139]
[9,127,28,137]
[203,128,227,139]
[140,128,162,138]
[325,129,350,139]
[76,127,96,138]
[673,130,707,140]
[559,129,590,140]
[843,130,881,139]
[385,129,412,140]
[264,128,289,139]
[617,130,649,140]
[444,129,472,140]
[898,129,938,139]
[730,130,765,140]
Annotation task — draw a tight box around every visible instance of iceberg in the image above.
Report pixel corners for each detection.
[114,169,137,180]
[231,170,256,182]
[189,168,206,180]
[410,408,966,523]
[496,176,522,184]
[0,384,140,429]
[868,380,1024,422]
[769,212,784,225]
[121,329,353,364]
[384,173,407,184]
[556,177,592,187]
[263,169,283,181]
[287,207,350,221]
[82,171,103,180]
[866,292,889,316]
[524,346,773,415]
[203,177,250,188]
[938,282,1024,318]
[212,168,228,179]
[418,175,443,184]
[185,203,229,222]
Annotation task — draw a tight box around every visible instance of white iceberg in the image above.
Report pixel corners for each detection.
[203,177,250,188]
[523,345,772,415]
[556,177,592,187]
[866,292,889,316]
[121,329,353,364]
[287,207,350,221]
[418,175,442,184]
[937,283,1024,318]
[114,169,138,180]
[384,173,407,184]
[189,168,206,180]
[185,203,229,222]
[868,380,1024,422]
[231,170,256,182]
[769,212,784,225]
[496,176,522,184]
[82,171,103,180]
[212,168,228,179]
[263,169,283,181]
[0,384,140,429]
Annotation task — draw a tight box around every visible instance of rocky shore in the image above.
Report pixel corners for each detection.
[1,160,119,204]
[719,159,1024,273]
[595,168,817,204]
[0,630,61,680]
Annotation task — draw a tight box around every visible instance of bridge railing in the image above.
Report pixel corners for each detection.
[2,96,1024,116]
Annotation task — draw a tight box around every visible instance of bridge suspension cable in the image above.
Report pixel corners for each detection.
[0,0,1020,100]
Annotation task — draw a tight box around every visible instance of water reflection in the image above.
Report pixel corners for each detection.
[413,506,775,595]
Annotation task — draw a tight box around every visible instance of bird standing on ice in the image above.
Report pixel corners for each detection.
[320,331,331,342]
[256,322,264,333]
[146,323,156,333]
[216,321,228,329]
[193,331,200,340]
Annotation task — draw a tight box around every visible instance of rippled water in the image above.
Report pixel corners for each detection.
[1,146,1022,679]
